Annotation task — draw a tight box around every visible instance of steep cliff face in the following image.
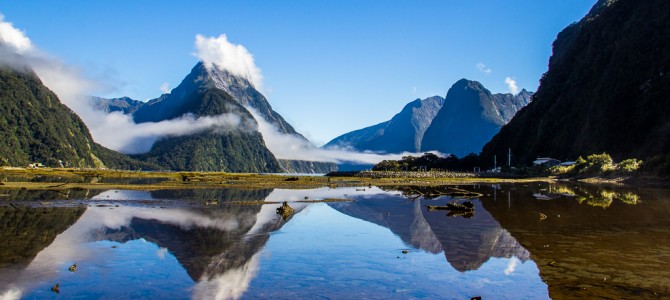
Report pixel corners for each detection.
[324,96,445,153]
[421,79,531,157]
[482,0,670,163]
[90,96,144,115]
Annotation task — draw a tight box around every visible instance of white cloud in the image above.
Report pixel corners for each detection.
[0,288,21,300]
[476,62,492,74]
[91,112,254,154]
[0,16,440,166]
[249,107,442,165]
[160,82,170,94]
[0,14,32,54]
[0,15,256,155]
[505,76,519,94]
[504,257,520,275]
[194,34,263,91]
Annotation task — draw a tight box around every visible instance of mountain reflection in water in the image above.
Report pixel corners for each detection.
[328,191,531,272]
[0,183,668,299]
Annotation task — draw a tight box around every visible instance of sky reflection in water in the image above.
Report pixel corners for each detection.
[5,183,664,299]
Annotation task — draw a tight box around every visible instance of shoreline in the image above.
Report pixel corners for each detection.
[0,167,664,191]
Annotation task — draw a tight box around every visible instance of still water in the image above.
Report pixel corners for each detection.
[0,183,669,299]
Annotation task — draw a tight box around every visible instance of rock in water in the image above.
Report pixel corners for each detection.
[276,201,294,220]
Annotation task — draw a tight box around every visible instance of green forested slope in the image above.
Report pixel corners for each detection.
[482,0,670,166]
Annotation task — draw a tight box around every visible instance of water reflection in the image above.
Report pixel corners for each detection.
[328,190,530,272]
[532,182,641,208]
[481,182,670,298]
[0,183,668,298]
[0,188,306,299]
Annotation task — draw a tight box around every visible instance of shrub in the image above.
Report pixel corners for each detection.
[616,158,642,173]
[586,153,613,172]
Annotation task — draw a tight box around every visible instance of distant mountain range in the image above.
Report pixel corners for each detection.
[90,96,143,115]
[325,79,532,158]
[324,96,445,153]
[482,0,670,165]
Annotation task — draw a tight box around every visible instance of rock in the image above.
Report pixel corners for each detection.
[276,201,294,220]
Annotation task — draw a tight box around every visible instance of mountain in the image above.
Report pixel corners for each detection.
[324,96,445,153]
[131,65,281,172]
[0,65,155,169]
[90,96,144,115]
[481,0,670,165]
[131,62,335,173]
[421,79,532,157]
[199,64,337,173]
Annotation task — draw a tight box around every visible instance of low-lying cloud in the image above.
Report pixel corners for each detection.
[93,112,251,154]
[250,107,440,165]
[1,14,436,166]
[0,15,255,155]
[194,34,263,91]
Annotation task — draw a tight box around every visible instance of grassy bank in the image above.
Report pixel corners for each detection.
[0,167,555,191]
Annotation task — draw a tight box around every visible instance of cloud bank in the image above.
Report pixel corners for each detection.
[504,76,519,94]
[194,34,263,91]
[92,112,252,154]
[249,107,439,164]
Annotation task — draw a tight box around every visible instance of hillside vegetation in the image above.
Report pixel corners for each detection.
[482,0,670,172]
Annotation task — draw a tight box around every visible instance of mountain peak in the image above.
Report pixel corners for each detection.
[453,78,486,91]
[201,62,255,97]
[420,79,531,156]
[324,95,445,153]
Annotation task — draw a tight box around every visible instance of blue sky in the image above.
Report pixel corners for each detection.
[2,1,595,146]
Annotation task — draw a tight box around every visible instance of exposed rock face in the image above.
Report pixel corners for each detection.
[421,79,532,157]
[324,96,445,153]
[482,0,670,163]
[90,96,144,115]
